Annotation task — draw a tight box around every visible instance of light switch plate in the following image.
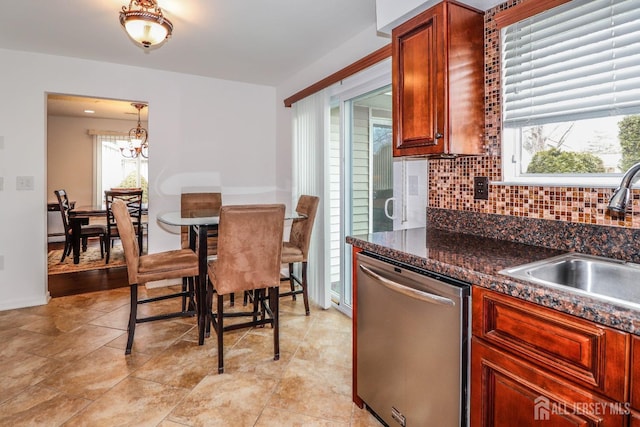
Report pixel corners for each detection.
[408,175,419,196]
[0,255,4,270]
[0,177,3,191]
[16,176,34,191]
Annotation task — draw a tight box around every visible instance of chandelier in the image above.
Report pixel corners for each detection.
[121,103,149,158]
[119,0,173,49]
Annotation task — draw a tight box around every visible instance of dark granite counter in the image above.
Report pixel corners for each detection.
[347,227,640,335]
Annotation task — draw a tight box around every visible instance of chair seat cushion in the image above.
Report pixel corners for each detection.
[77,225,107,235]
[281,242,304,263]
[137,249,198,284]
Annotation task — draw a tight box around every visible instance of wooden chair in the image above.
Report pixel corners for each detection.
[54,189,106,262]
[105,188,144,264]
[207,204,285,373]
[279,195,319,315]
[111,199,199,355]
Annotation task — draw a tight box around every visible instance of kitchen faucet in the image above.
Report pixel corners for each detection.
[608,162,640,216]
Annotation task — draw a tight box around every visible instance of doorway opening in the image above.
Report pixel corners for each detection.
[46,94,149,293]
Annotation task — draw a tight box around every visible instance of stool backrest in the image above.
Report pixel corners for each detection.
[213,204,285,295]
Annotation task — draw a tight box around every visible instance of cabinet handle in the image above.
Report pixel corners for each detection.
[435,132,444,139]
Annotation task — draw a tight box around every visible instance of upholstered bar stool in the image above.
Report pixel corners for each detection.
[279,195,319,315]
[111,199,199,355]
[181,192,224,306]
[180,192,222,253]
[207,204,285,374]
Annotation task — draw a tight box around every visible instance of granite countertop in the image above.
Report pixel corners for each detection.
[347,227,640,335]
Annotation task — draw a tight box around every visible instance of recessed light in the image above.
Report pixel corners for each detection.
[84,109,95,114]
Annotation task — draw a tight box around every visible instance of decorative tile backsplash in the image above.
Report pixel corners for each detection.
[427,0,640,230]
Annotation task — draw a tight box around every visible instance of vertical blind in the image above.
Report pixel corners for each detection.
[502,0,640,128]
[291,90,330,309]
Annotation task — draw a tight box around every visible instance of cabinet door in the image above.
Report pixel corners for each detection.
[631,336,640,410]
[472,339,626,427]
[392,3,445,156]
[473,287,629,402]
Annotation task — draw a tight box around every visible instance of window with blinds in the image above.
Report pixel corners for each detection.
[501,0,640,182]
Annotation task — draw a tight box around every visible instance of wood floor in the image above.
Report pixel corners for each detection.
[47,241,128,298]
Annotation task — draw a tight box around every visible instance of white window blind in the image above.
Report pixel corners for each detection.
[502,0,640,128]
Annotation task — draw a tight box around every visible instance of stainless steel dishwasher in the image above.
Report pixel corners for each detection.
[356,252,471,427]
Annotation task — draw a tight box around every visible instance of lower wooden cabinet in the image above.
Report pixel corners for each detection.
[472,339,626,426]
[471,287,630,426]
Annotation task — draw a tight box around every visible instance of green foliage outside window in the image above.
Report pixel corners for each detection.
[619,115,640,172]
[118,172,149,204]
[526,148,605,174]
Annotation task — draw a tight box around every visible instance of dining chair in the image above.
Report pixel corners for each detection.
[111,199,199,355]
[105,188,144,264]
[180,192,222,255]
[207,204,285,373]
[54,189,106,262]
[279,195,319,315]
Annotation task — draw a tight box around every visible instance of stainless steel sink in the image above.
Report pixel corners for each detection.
[500,253,640,307]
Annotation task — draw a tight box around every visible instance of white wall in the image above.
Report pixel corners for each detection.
[1,21,388,311]
[0,48,278,310]
[48,115,141,206]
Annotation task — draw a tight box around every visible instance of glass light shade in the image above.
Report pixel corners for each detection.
[119,1,173,49]
[123,17,168,47]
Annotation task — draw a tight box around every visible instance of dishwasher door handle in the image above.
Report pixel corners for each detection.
[359,264,455,307]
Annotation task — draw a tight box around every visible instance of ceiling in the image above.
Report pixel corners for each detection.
[14,0,502,118]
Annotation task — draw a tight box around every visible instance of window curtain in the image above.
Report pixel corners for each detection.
[291,89,331,309]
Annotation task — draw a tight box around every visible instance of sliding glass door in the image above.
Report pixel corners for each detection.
[330,83,394,315]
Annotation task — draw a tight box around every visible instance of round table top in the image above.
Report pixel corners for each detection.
[157,210,220,227]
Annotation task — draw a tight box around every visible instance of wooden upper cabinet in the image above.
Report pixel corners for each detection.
[392,0,485,157]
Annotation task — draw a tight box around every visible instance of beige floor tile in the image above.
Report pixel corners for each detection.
[107,319,194,355]
[0,328,56,357]
[0,284,382,426]
[40,346,151,400]
[64,377,189,427]
[0,385,90,426]
[30,324,125,362]
[268,358,353,423]
[255,406,349,426]
[169,372,278,427]
[132,338,219,388]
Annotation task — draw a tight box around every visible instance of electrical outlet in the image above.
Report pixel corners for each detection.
[474,176,489,200]
[16,176,34,191]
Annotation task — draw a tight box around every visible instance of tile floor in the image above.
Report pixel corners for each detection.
[0,285,383,426]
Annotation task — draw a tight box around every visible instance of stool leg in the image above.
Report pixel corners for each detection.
[301,262,310,315]
[288,263,296,300]
[217,293,225,374]
[125,284,138,355]
[271,286,280,361]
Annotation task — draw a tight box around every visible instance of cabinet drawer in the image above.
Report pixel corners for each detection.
[473,287,629,402]
[472,340,627,427]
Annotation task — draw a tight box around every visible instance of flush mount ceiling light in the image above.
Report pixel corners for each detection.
[119,0,173,49]
[121,103,149,158]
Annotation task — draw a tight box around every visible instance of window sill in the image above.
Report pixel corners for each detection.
[493,177,623,189]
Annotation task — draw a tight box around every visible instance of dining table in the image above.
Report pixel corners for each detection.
[157,208,305,347]
[68,205,148,264]
[157,209,219,346]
